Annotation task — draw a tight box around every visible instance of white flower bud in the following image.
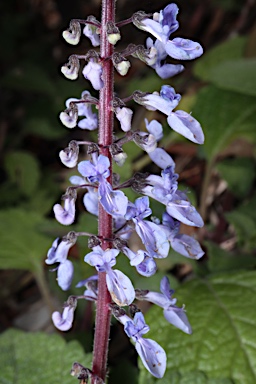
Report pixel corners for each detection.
[108,32,121,45]
[62,21,81,45]
[59,141,79,168]
[116,59,131,76]
[115,107,133,132]
[59,105,78,128]
[107,21,121,45]
[61,64,78,80]
[133,132,157,153]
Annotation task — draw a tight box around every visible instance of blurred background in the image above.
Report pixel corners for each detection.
[0,0,256,383]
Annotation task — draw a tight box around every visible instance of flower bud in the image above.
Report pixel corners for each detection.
[110,144,127,167]
[133,132,157,153]
[61,56,80,80]
[112,53,131,76]
[59,103,78,128]
[59,140,79,168]
[62,20,81,45]
[107,21,121,45]
[115,107,133,132]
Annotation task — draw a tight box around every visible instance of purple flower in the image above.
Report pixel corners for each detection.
[167,110,204,144]
[166,37,203,60]
[134,4,203,62]
[82,60,104,90]
[53,188,76,225]
[136,255,157,277]
[78,155,128,216]
[46,233,76,291]
[125,197,169,258]
[84,246,135,306]
[124,312,166,378]
[135,86,204,144]
[120,246,145,266]
[146,38,184,79]
[69,176,99,216]
[142,167,204,227]
[78,154,110,183]
[162,212,204,259]
[52,296,77,331]
[145,118,163,141]
[83,187,99,216]
[135,4,179,44]
[145,119,175,169]
[136,276,192,334]
[138,86,181,115]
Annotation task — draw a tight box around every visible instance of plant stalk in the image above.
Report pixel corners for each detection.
[91,0,115,382]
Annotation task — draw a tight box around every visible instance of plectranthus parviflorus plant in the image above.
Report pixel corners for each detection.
[45,1,204,382]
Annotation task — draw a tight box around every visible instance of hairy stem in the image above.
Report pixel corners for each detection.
[91,0,115,382]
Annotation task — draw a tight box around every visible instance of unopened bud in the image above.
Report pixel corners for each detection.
[62,20,81,45]
[61,56,80,80]
[110,144,127,166]
[59,103,78,128]
[133,132,157,153]
[107,21,121,45]
[112,53,131,76]
[59,140,79,168]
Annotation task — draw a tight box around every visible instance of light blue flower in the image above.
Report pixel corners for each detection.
[52,296,77,331]
[142,167,204,227]
[53,188,76,225]
[125,197,169,258]
[124,312,166,378]
[85,246,135,306]
[162,212,205,259]
[146,38,184,79]
[136,276,192,334]
[78,155,128,216]
[46,233,76,291]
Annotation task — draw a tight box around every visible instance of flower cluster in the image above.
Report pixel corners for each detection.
[46,3,204,380]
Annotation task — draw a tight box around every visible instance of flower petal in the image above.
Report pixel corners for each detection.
[167,110,204,144]
[163,307,192,334]
[106,269,135,306]
[57,259,74,291]
[135,338,166,378]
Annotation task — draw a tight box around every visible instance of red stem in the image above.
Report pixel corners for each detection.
[91,0,115,382]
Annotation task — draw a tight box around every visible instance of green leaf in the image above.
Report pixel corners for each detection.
[209,59,256,97]
[4,151,40,197]
[194,36,246,81]
[192,86,256,161]
[139,370,233,384]
[139,270,256,384]
[0,209,51,270]
[0,329,91,384]
[216,158,255,198]
[226,194,256,251]
[206,242,256,273]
